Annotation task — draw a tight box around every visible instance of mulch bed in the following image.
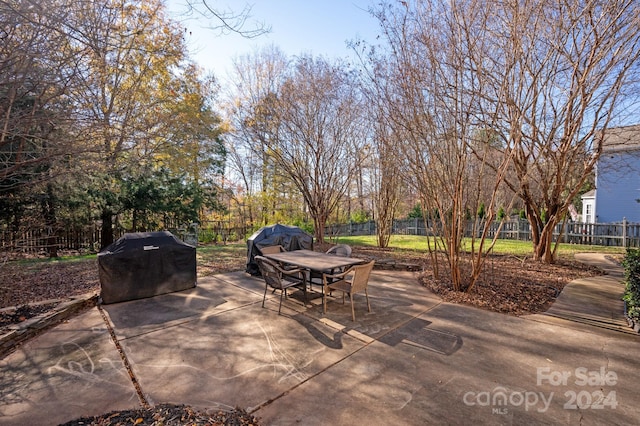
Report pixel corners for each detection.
[418,254,600,315]
[347,246,601,316]
[59,404,260,426]
[0,303,59,328]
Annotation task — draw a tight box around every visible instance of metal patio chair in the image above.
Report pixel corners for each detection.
[255,255,308,314]
[309,244,353,288]
[323,260,375,321]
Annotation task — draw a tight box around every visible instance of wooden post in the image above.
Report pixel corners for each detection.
[623,217,628,248]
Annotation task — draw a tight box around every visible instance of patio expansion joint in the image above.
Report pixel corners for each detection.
[247,325,379,416]
[524,312,639,336]
[98,304,150,409]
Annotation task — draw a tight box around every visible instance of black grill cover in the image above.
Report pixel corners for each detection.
[246,224,313,275]
[98,231,196,304]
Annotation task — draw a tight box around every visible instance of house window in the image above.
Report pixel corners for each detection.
[585,204,592,224]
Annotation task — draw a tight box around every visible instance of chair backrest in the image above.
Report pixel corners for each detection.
[260,245,285,255]
[326,244,352,257]
[255,255,284,289]
[349,261,375,293]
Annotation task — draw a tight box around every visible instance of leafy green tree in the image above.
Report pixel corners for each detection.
[66,0,191,247]
[118,167,217,231]
[161,64,226,187]
[477,203,485,220]
[407,204,424,219]
[350,210,371,224]
[622,249,640,322]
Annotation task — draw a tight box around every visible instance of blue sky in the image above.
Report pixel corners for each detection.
[167,0,381,78]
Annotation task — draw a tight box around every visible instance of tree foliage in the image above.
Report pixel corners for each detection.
[0,0,227,252]
[622,248,640,322]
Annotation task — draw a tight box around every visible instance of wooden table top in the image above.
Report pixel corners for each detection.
[263,249,364,271]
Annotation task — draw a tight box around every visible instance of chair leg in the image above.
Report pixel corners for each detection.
[365,288,371,312]
[302,281,308,306]
[262,283,269,308]
[350,292,355,321]
[323,288,327,313]
[278,289,284,314]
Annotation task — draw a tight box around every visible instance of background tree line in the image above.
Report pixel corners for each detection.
[2,0,640,294]
[1,0,226,255]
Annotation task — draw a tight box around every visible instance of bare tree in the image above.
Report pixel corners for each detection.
[0,0,79,191]
[0,0,91,256]
[369,0,515,291]
[224,45,291,227]
[181,0,270,38]
[480,0,640,262]
[357,55,401,248]
[370,123,400,248]
[247,55,370,243]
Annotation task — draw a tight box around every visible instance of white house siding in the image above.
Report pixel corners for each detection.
[595,150,640,223]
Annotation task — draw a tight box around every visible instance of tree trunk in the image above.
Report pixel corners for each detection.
[534,224,556,264]
[101,209,114,249]
[42,183,58,258]
[313,213,326,244]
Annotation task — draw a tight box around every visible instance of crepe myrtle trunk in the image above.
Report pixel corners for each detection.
[527,204,556,264]
[313,213,327,244]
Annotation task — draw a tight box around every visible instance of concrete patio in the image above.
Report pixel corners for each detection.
[1,254,639,425]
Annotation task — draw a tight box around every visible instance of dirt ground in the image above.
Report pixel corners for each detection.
[0,243,602,425]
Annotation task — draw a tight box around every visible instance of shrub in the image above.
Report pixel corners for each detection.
[291,218,314,235]
[622,248,640,321]
[350,210,371,224]
[408,204,423,219]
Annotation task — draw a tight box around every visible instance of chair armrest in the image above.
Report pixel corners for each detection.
[278,265,306,279]
[323,266,354,281]
[281,266,304,276]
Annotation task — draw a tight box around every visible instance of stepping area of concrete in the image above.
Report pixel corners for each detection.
[1,254,639,425]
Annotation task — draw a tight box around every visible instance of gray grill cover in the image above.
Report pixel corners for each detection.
[246,224,313,275]
[98,231,196,304]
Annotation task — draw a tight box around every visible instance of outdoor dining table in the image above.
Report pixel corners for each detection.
[262,249,365,298]
[263,249,364,272]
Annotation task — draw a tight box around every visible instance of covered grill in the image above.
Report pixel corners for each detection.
[98,231,196,304]
[245,224,313,275]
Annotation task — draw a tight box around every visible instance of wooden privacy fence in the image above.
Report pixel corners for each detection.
[325,218,640,248]
[0,226,125,254]
[0,222,250,255]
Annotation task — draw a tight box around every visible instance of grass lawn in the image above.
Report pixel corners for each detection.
[329,234,627,259]
[4,235,627,268]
